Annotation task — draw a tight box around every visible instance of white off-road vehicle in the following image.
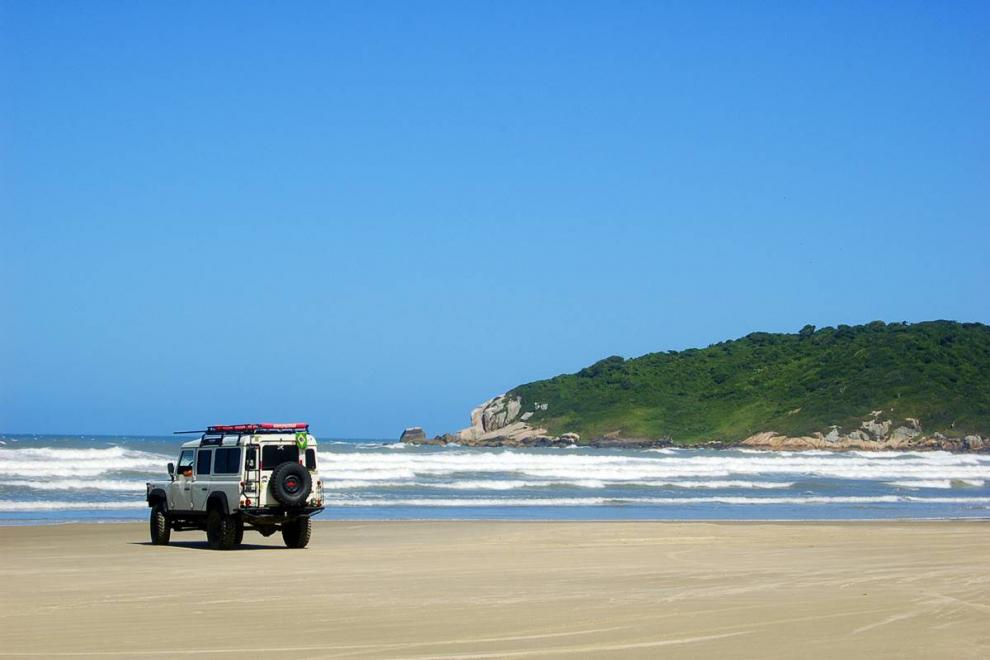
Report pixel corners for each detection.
[146,423,324,550]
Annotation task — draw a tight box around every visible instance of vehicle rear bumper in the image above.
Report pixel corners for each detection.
[238,505,324,522]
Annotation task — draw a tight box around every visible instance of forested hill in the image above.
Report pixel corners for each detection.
[509,321,990,444]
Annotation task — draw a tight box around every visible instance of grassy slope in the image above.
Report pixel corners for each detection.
[510,321,990,445]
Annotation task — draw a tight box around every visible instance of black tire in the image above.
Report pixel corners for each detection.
[270,462,312,507]
[282,516,311,549]
[149,503,170,545]
[206,509,237,550]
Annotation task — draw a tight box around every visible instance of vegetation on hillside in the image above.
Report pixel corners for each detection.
[510,321,990,445]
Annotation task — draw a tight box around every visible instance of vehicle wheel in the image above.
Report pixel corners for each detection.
[206,509,237,550]
[282,516,311,549]
[149,504,171,545]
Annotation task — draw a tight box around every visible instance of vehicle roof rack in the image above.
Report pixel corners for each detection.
[205,423,309,434]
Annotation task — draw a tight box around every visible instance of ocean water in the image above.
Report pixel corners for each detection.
[2,434,990,524]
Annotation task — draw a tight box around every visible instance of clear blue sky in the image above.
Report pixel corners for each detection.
[2,2,988,437]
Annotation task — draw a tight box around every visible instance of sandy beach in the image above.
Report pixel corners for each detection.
[0,521,987,658]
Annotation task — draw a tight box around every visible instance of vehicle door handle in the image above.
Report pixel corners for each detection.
[199,486,207,490]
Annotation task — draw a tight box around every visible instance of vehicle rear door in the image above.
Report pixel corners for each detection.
[260,441,299,505]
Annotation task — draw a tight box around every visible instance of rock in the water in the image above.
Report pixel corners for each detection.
[399,427,427,443]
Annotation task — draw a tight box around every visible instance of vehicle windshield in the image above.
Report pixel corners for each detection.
[177,450,194,469]
[261,444,299,470]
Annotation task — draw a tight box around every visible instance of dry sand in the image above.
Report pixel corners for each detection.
[0,521,988,658]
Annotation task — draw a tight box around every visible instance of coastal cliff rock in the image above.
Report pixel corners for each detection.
[449,394,552,445]
[402,399,987,453]
[740,413,987,452]
[403,394,577,447]
[402,394,671,449]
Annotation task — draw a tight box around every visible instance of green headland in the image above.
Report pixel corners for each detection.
[502,320,989,447]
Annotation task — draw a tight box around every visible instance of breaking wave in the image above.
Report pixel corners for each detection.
[325,495,990,507]
[321,479,796,490]
[0,500,146,511]
[316,449,990,483]
[0,446,170,478]
[2,435,989,521]
[0,479,147,491]
[887,479,985,490]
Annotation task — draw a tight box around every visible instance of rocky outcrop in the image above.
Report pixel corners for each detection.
[401,394,675,448]
[404,400,988,452]
[447,394,551,445]
[740,413,987,452]
[399,427,427,443]
[402,394,580,447]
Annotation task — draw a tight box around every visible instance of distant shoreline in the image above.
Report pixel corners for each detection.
[406,433,990,453]
[5,516,990,528]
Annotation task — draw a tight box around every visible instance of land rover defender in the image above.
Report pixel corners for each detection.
[146,423,324,549]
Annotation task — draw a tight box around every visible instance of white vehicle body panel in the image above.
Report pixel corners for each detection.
[148,433,323,514]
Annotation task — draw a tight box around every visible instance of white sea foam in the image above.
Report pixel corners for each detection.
[314,448,990,484]
[0,446,170,478]
[3,440,990,517]
[325,495,990,507]
[662,480,794,489]
[3,493,989,511]
[0,479,147,491]
[0,500,146,511]
[887,479,985,490]
[320,479,796,491]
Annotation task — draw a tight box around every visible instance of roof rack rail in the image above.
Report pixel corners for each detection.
[205,423,310,434]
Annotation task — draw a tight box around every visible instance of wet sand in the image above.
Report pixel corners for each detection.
[0,521,987,658]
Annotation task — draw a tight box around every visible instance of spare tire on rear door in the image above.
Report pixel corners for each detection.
[270,462,312,507]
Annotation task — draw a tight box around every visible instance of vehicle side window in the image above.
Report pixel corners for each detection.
[196,449,212,476]
[305,448,317,470]
[177,450,194,469]
[214,448,241,474]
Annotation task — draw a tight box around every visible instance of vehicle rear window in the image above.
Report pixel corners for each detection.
[305,448,317,470]
[196,449,212,475]
[261,444,298,470]
[214,447,241,474]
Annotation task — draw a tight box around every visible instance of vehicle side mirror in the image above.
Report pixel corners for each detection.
[167,462,175,480]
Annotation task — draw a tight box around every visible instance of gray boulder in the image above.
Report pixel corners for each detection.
[399,427,427,443]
